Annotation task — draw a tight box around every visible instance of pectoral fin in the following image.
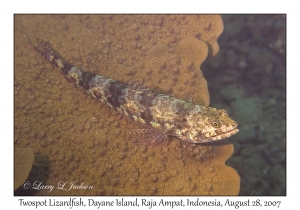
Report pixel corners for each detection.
[127,129,169,146]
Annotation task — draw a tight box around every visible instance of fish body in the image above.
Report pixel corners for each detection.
[33,39,238,145]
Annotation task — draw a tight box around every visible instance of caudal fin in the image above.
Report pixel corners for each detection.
[33,38,64,68]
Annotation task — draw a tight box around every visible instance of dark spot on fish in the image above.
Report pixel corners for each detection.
[107,81,128,108]
[140,111,154,122]
[79,71,97,90]
[62,63,73,75]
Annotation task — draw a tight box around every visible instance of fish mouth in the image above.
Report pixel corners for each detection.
[197,128,239,143]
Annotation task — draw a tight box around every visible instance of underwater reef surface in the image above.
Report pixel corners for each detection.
[202,14,286,195]
[14,15,240,195]
[14,147,34,190]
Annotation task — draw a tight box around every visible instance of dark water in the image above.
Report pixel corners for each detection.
[202,14,286,195]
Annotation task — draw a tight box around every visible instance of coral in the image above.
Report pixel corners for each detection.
[14,147,34,190]
[14,15,239,195]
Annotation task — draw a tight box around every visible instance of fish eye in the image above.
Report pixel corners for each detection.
[213,122,218,127]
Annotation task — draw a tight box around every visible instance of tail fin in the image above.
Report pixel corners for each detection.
[33,38,64,69]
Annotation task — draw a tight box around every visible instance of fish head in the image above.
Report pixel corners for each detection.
[175,107,239,143]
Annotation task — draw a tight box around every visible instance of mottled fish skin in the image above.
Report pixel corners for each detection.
[33,39,239,145]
